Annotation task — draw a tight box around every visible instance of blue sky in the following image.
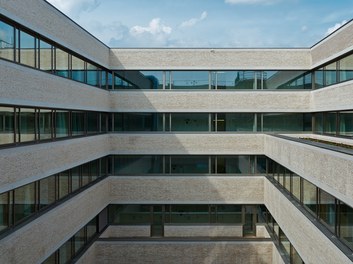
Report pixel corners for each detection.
[46,0,353,48]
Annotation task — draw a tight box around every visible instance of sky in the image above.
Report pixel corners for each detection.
[45,0,353,48]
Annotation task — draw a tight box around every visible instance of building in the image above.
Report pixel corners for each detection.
[0,0,352,263]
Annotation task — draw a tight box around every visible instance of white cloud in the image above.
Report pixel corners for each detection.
[180,11,208,28]
[130,18,172,36]
[225,0,278,5]
[326,20,347,35]
[46,0,100,17]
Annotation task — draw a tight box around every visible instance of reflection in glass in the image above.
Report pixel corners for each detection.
[114,156,163,174]
[55,48,69,78]
[339,111,353,136]
[19,108,35,142]
[87,63,99,87]
[74,227,86,254]
[170,156,209,174]
[0,107,14,144]
[39,176,56,209]
[172,71,209,89]
[86,217,97,240]
[55,110,69,138]
[72,111,85,136]
[140,71,164,89]
[263,71,310,89]
[0,192,9,232]
[58,171,69,199]
[215,113,255,131]
[39,109,52,140]
[39,40,52,71]
[263,113,311,132]
[325,62,337,86]
[71,167,81,192]
[339,54,353,82]
[339,202,353,250]
[14,182,36,224]
[291,174,301,201]
[314,113,323,134]
[58,240,72,264]
[319,190,336,232]
[71,55,85,82]
[171,113,209,131]
[315,68,324,89]
[212,71,255,89]
[303,179,317,215]
[323,112,336,135]
[20,31,35,67]
[216,156,250,174]
[0,21,15,61]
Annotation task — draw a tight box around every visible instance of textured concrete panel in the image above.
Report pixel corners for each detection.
[100,226,151,238]
[0,0,109,67]
[110,176,264,204]
[0,60,110,111]
[164,225,243,237]
[264,135,353,207]
[311,81,353,112]
[0,134,111,193]
[0,180,110,264]
[75,244,96,264]
[110,49,311,70]
[256,225,271,238]
[264,179,352,264]
[311,21,353,68]
[95,240,274,264]
[110,133,264,155]
[110,90,311,113]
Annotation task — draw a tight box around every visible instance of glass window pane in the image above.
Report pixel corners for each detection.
[263,113,311,132]
[218,113,255,131]
[212,71,255,90]
[314,113,323,134]
[114,156,163,174]
[39,40,52,71]
[279,230,290,256]
[55,110,69,138]
[71,56,85,82]
[14,182,36,224]
[72,111,85,136]
[137,71,164,89]
[216,156,250,174]
[325,62,337,86]
[291,244,304,264]
[58,171,69,199]
[87,63,99,87]
[20,31,35,67]
[171,205,209,223]
[58,240,72,264]
[0,21,15,61]
[113,72,135,89]
[340,54,353,82]
[39,176,56,209]
[315,68,324,89]
[319,190,336,232]
[0,107,15,145]
[55,47,69,78]
[82,163,91,186]
[284,170,291,192]
[171,113,209,131]
[171,156,209,174]
[87,112,99,134]
[216,205,242,223]
[19,108,36,142]
[109,205,151,224]
[339,111,353,137]
[120,113,163,131]
[291,174,301,201]
[303,179,317,215]
[0,192,9,232]
[87,217,97,240]
[339,202,353,250]
[74,227,86,254]
[172,71,209,89]
[39,109,52,140]
[71,167,81,191]
[263,71,309,90]
[323,112,337,135]
[256,156,267,174]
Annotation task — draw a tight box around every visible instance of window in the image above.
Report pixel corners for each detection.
[39,39,52,71]
[171,71,209,89]
[0,107,15,145]
[55,110,69,138]
[339,54,353,82]
[18,108,36,142]
[0,21,15,61]
[14,182,36,224]
[19,31,35,67]
[171,113,209,131]
[55,47,69,78]
[302,179,317,215]
[71,55,85,82]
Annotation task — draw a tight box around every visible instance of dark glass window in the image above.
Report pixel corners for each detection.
[58,240,72,264]
[170,156,209,174]
[87,63,99,87]
[87,112,99,134]
[339,54,353,82]
[39,176,56,209]
[116,113,163,131]
[215,156,250,174]
[0,106,15,145]
[71,111,85,136]
[216,113,255,131]
[315,68,324,89]
[14,182,36,224]
[139,71,164,89]
[314,112,323,134]
[58,171,69,199]
[318,190,336,232]
[302,179,317,215]
[212,71,255,90]
[114,156,163,174]
[339,202,353,250]
[71,167,81,192]
[19,108,36,142]
[73,227,86,255]
[55,110,69,138]
[0,192,9,232]
[339,111,353,137]
[323,112,337,135]
[170,205,209,223]
[325,62,337,86]
[263,113,311,132]
[291,173,301,201]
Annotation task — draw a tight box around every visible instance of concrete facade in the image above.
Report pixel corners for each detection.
[0,1,352,264]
